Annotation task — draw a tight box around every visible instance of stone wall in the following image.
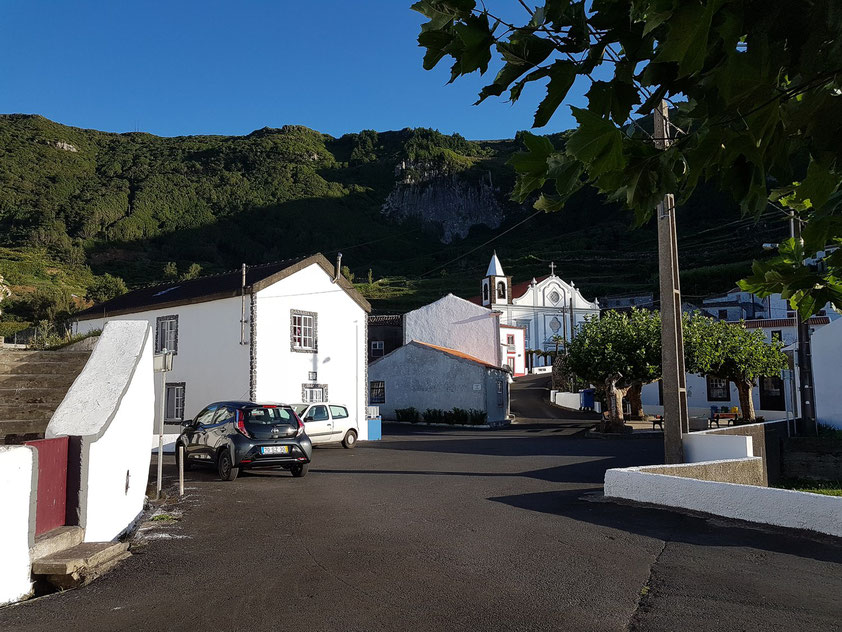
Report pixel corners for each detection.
[700,420,788,485]
[782,438,842,481]
[643,458,765,486]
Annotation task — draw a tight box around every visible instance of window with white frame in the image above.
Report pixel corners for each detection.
[302,383,327,403]
[290,310,317,352]
[155,315,178,354]
[371,340,385,357]
[370,380,385,404]
[165,382,185,421]
[706,376,730,401]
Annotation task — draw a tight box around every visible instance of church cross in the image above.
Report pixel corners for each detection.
[549,261,556,276]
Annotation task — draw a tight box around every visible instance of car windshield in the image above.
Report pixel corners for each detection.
[243,406,297,426]
[292,404,309,416]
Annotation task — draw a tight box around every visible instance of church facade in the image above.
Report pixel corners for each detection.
[472,253,601,367]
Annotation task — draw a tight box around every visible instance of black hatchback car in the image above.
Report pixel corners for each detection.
[176,401,313,481]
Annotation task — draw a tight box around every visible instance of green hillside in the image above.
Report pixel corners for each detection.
[0,114,787,325]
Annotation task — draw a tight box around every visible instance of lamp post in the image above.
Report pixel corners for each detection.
[153,349,174,500]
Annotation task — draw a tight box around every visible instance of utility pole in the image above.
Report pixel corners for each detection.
[655,100,690,464]
[790,217,817,434]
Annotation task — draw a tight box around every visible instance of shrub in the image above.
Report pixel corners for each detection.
[395,407,419,423]
[87,273,127,304]
[450,407,470,425]
[468,409,488,425]
[422,408,445,423]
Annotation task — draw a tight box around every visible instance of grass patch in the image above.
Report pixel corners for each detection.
[150,513,178,522]
[774,478,842,497]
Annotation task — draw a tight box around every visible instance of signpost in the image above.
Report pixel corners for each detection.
[153,349,174,500]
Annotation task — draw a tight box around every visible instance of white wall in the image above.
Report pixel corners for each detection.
[812,317,842,429]
[604,463,842,538]
[255,263,369,440]
[500,326,526,376]
[404,294,500,367]
[683,434,753,462]
[76,296,250,422]
[48,321,154,542]
[0,445,36,605]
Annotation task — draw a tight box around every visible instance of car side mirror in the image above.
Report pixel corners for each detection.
[181,419,194,428]
[303,415,314,422]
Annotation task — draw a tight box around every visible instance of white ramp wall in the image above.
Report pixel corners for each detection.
[683,434,753,462]
[0,445,36,605]
[47,320,154,542]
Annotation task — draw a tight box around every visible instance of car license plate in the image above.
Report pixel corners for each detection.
[261,446,289,455]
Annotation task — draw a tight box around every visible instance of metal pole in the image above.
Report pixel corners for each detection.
[655,100,690,464]
[156,369,166,500]
[178,444,184,497]
[790,218,817,434]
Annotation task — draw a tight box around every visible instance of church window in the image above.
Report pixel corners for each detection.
[497,281,506,299]
[483,283,489,302]
[549,317,561,333]
[549,291,560,304]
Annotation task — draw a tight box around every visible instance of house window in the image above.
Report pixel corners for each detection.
[165,382,185,421]
[290,310,317,352]
[496,281,506,299]
[718,309,728,320]
[506,334,515,345]
[370,380,385,404]
[706,376,730,401]
[155,315,178,354]
[308,371,318,381]
[371,340,385,357]
[302,383,327,403]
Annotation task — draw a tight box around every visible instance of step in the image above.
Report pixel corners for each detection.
[0,360,89,375]
[0,373,80,388]
[0,419,51,435]
[0,387,69,404]
[33,541,129,575]
[0,404,58,421]
[0,351,91,364]
[31,526,85,560]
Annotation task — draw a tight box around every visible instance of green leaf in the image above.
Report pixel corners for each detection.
[794,158,839,211]
[654,0,723,76]
[533,61,577,128]
[586,80,641,124]
[565,106,626,173]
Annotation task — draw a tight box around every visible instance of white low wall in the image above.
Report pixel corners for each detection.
[47,321,154,542]
[551,391,581,409]
[0,445,36,605]
[683,433,753,462]
[532,366,552,374]
[605,463,842,538]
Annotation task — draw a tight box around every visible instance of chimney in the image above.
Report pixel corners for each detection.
[333,252,343,283]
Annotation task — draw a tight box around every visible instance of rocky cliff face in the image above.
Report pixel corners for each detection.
[381,162,504,243]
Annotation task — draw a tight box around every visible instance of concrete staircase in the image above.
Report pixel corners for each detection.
[31,526,131,591]
[0,349,91,444]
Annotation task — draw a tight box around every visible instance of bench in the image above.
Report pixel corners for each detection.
[709,412,738,428]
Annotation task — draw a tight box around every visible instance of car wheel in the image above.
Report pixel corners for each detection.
[217,449,239,481]
[342,429,358,449]
[176,443,192,471]
[291,463,309,477]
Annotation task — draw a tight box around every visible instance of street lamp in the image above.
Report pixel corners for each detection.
[153,349,174,499]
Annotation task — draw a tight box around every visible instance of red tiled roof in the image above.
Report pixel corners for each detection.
[412,341,502,370]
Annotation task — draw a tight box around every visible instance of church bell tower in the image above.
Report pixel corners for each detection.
[482,252,510,307]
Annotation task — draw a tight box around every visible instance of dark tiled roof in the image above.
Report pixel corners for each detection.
[741,317,830,328]
[76,253,370,319]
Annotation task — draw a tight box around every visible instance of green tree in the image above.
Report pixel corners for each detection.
[684,315,787,420]
[86,273,128,304]
[566,309,661,432]
[163,261,178,279]
[342,265,355,283]
[412,0,842,317]
[180,263,202,280]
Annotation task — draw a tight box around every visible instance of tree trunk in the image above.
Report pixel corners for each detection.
[627,381,645,420]
[736,380,755,420]
[599,375,629,433]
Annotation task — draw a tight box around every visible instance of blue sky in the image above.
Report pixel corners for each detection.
[0,1,589,139]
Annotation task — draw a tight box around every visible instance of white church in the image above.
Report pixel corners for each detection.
[470,252,601,367]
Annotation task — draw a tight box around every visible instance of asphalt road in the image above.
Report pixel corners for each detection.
[510,373,599,433]
[3,426,841,632]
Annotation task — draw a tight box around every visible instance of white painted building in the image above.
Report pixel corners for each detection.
[811,316,842,429]
[702,289,841,323]
[470,253,600,366]
[500,325,526,377]
[403,293,501,367]
[74,254,372,439]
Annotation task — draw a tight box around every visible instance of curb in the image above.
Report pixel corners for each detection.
[585,428,663,440]
[382,420,510,430]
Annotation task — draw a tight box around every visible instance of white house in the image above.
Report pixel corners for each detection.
[403,293,501,367]
[74,254,372,439]
[470,252,601,366]
[369,341,509,423]
[811,316,842,429]
[500,325,526,377]
[702,289,841,323]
